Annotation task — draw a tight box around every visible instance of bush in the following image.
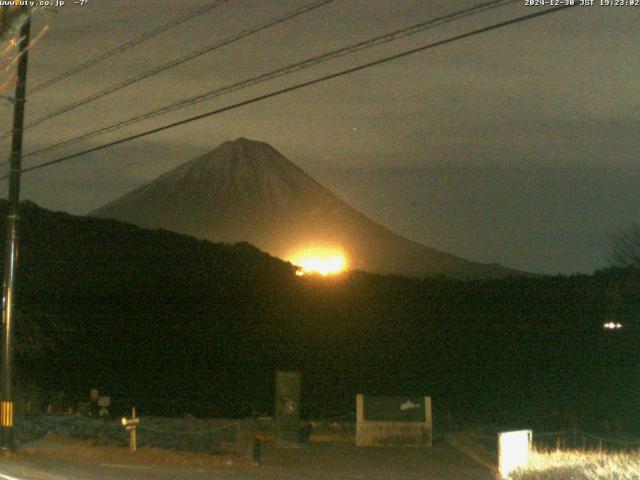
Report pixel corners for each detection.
[511,449,640,480]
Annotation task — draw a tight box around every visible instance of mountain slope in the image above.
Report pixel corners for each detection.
[92,138,521,278]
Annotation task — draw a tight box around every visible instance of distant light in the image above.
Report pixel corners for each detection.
[290,248,347,276]
[297,256,345,276]
[603,322,623,330]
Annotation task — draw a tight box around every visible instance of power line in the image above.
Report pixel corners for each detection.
[27,0,230,96]
[0,4,575,181]
[19,0,519,161]
[0,0,335,140]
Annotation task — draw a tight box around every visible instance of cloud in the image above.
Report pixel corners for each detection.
[0,0,636,274]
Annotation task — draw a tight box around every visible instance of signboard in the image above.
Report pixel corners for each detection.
[121,408,139,452]
[275,371,301,444]
[121,416,139,430]
[356,394,432,447]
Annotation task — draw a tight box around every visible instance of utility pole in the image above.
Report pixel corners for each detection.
[1,12,31,451]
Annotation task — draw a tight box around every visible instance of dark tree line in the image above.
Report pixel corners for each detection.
[0,201,638,430]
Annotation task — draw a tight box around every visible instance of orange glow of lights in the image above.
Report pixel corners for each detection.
[291,249,347,276]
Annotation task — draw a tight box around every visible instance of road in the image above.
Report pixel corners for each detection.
[0,441,494,479]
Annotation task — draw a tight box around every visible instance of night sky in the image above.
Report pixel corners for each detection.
[0,0,638,275]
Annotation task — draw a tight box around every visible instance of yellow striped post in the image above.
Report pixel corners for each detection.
[0,401,13,428]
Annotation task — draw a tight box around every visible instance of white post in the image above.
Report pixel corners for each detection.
[498,430,532,479]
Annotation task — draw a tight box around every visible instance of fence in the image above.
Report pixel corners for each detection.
[15,414,256,457]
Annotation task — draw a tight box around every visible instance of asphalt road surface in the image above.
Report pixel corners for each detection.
[0,442,494,479]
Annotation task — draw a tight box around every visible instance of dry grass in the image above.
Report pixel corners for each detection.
[510,449,640,479]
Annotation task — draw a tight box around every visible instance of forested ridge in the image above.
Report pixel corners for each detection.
[2,201,638,430]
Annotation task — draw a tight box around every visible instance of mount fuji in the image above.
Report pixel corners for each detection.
[91,138,521,278]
